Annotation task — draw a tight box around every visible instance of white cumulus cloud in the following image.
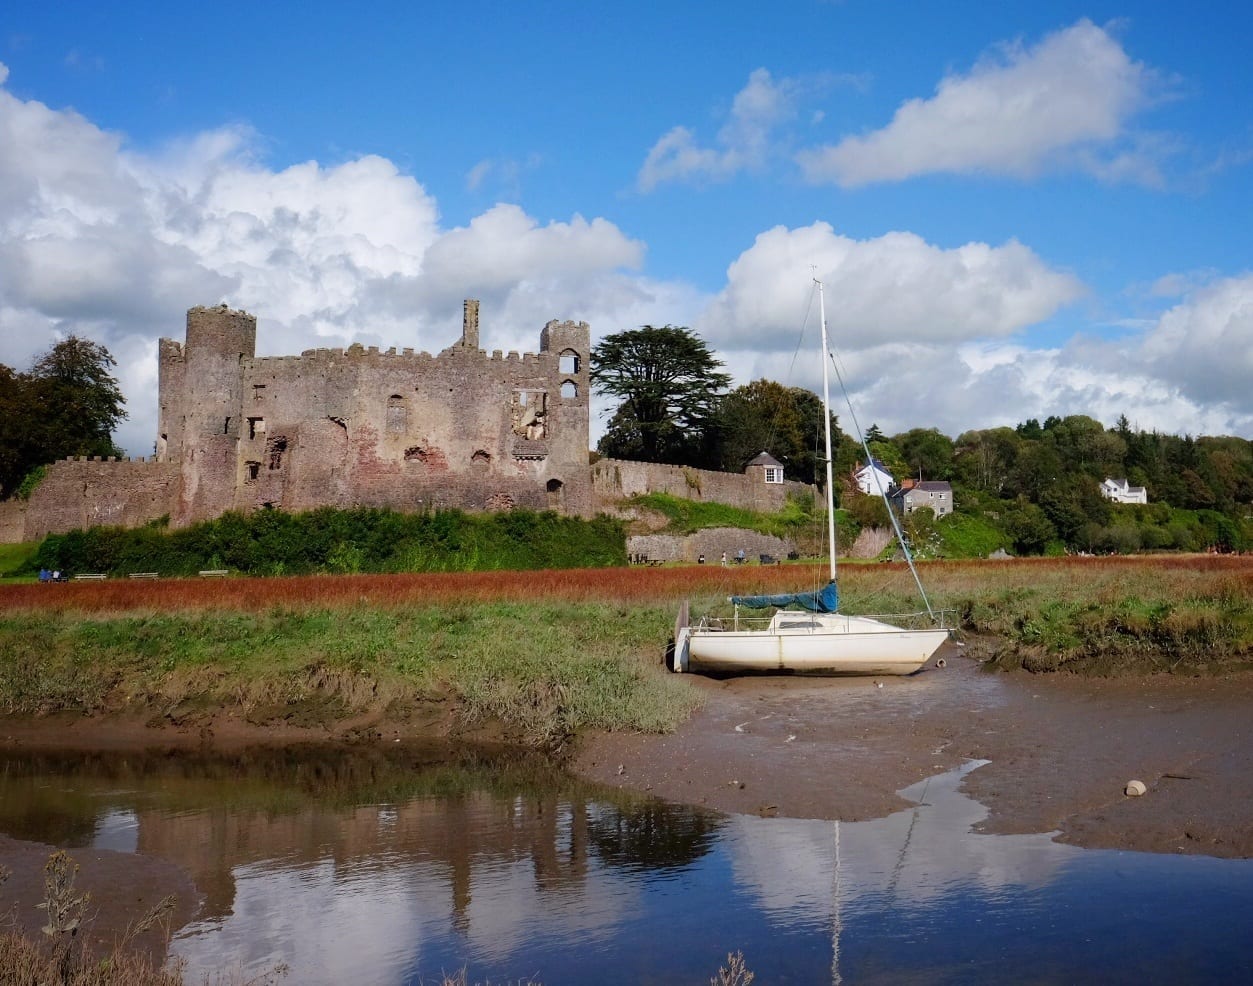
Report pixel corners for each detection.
[0,64,644,457]
[638,68,799,191]
[699,222,1085,351]
[797,19,1168,187]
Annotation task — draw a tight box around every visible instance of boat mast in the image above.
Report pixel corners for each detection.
[817,279,838,583]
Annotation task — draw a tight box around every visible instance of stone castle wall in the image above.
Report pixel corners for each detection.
[590,458,813,514]
[22,457,179,542]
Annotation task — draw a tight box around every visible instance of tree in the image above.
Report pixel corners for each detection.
[894,428,955,481]
[1004,499,1057,555]
[0,336,127,498]
[715,380,839,483]
[591,325,730,466]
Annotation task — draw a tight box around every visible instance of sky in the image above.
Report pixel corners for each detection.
[1,1,1251,458]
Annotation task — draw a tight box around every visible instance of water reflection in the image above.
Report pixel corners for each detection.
[0,748,1250,984]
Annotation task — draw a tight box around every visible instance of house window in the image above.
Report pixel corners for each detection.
[764,467,783,484]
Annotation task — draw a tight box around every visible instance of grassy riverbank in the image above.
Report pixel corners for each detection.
[0,557,1249,746]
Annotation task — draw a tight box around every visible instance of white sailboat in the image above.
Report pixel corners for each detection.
[671,279,951,676]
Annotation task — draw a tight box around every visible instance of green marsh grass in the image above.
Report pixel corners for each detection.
[0,556,1248,744]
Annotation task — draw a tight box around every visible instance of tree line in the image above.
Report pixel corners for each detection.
[3,327,1250,556]
[591,325,1253,554]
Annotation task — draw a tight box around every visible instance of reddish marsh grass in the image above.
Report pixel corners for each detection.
[0,555,1246,617]
[0,564,841,615]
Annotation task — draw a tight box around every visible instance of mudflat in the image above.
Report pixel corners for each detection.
[571,645,1253,858]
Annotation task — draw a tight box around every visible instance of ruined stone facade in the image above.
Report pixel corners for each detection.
[158,301,592,524]
[14,302,591,539]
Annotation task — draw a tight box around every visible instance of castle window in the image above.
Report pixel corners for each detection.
[546,478,564,508]
[386,395,407,434]
[248,417,264,439]
[561,380,578,399]
[472,450,492,465]
[512,390,548,440]
[404,446,428,463]
[224,417,232,435]
[252,384,266,400]
[559,350,579,375]
[266,436,288,470]
[245,461,261,481]
[764,467,783,484]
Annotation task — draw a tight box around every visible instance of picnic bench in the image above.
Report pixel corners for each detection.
[198,570,229,578]
[128,572,159,580]
[72,573,107,581]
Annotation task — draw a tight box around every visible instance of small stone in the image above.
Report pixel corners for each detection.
[1125,780,1147,797]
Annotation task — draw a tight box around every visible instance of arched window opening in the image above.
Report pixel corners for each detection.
[472,449,492,464]
[404,446,428,463]
[561,380,578,399]
[559,350,580,375]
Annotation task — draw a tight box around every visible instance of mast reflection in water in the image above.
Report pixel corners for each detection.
[0,747,1250,984]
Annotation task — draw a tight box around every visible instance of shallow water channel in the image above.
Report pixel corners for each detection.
[0,744,1250,984]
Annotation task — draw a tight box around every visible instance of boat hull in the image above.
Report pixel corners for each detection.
[677,614,949,676]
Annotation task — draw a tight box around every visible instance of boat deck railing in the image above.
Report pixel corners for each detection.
[694,608,956,633]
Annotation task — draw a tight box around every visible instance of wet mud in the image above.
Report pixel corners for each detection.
[572,645,1253,858]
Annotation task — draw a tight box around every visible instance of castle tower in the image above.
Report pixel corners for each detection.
[540,318,592,515]
[172,305,257,525]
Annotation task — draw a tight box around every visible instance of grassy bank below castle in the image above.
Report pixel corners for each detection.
[0,557,1249,749]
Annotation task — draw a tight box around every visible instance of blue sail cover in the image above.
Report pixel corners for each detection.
[730,580,839,614]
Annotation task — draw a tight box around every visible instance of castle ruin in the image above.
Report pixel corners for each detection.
[158,300,592,525]
[0,301,816,550]
[12,301,592,539]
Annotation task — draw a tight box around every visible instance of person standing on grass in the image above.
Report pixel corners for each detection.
[721,551,727,567]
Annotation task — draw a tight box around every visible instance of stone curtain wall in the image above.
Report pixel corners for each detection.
[21,457,179,542]
[591,457,814,514]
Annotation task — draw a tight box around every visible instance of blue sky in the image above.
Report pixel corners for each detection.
[2,1,1251,457]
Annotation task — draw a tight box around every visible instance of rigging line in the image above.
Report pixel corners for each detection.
[825,345,936,621]
[886,774,931,900]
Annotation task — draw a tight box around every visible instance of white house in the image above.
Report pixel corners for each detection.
[1101,477,1148,505]
[854,459,895,496]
